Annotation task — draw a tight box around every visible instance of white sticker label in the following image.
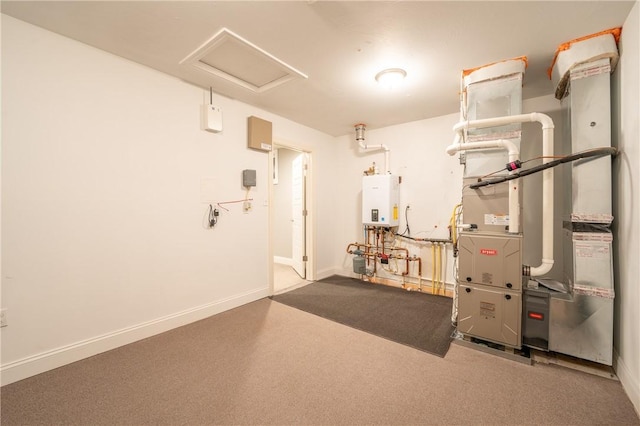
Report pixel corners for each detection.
[571,213,614,224]
[484,214,509,225]
[261,143,272,151]
[571,64,611,81]
[574,284,615,299]
[572,232,613,243]
[575,242,610,258]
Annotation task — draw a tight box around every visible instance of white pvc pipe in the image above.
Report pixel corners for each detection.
[451,112,555,277]
[532,124,555,277]
[355,125,391,174]
[445,138,521,234]
[453,112,554,133]
[359,141,390,174]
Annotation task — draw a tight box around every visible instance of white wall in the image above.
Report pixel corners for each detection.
[612,1,640,413]
[0,15,337,385]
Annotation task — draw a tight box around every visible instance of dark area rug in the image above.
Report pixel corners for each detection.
[272,275,455,357]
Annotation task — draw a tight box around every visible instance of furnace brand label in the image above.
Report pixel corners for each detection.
[480,248,497,256]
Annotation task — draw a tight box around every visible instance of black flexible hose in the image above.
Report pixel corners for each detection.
[469,147,618,189]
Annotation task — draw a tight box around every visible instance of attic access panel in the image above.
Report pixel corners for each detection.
[180,28,307,93]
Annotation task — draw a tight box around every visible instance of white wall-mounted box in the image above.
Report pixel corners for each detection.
[362,174,399,227]
[201,105,222,133]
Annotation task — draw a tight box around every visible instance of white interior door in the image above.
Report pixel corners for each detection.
[291,153,306,278]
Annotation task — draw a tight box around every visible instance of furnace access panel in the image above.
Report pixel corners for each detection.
[458,233,522,290]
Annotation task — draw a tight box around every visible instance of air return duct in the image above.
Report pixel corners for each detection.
[180,28,308,93]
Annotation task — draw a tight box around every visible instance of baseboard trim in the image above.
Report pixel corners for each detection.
[273,256,293,266]
[614,348,640,416]
[315,267,340,281]
[0,288,269,386]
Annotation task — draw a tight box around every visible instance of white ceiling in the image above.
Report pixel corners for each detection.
[1,1,635,136]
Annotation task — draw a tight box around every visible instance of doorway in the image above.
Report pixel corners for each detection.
[270,145,313,294]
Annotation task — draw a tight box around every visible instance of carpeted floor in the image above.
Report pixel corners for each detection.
[272,275,455,357]
[2,298,638,425]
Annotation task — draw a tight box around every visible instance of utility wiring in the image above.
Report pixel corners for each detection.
[397,205,411,236]
[216,197,254,211]
[393,205,454,243]
[479,155,566,181]
[394,233,451,244]
[207,190,254,227]
[471,146,617,189]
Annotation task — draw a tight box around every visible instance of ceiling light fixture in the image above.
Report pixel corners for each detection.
[375,68,407,89]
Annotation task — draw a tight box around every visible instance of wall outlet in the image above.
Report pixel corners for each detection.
[243,201,252,213]
[0,309,7,328]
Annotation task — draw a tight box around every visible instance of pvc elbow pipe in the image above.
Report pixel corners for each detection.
[452,112,554,133]
[359,142,390,174]
[530,259,554,277]
[531,112,555,130]
[445,139,518,159]
[446,133,463,155]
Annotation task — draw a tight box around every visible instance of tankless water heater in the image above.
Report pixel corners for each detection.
[362,174,399,227]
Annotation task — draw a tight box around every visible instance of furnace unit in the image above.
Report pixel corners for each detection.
[453,57,526,349]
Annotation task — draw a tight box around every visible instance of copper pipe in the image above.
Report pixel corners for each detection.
[413,256,422,277]
[348,241,423,279]
[389,247,409,275]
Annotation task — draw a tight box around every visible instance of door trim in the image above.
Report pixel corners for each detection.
[268,143,314,296]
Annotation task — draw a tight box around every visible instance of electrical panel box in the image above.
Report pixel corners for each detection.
[201,105,223,133]
[458,233,522,290]
[248,116,272,152]
[362,174,399,227]
[243,169,256,187]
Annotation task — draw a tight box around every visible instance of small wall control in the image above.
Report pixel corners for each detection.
[201,105,223,133]
[243,169,256,187]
